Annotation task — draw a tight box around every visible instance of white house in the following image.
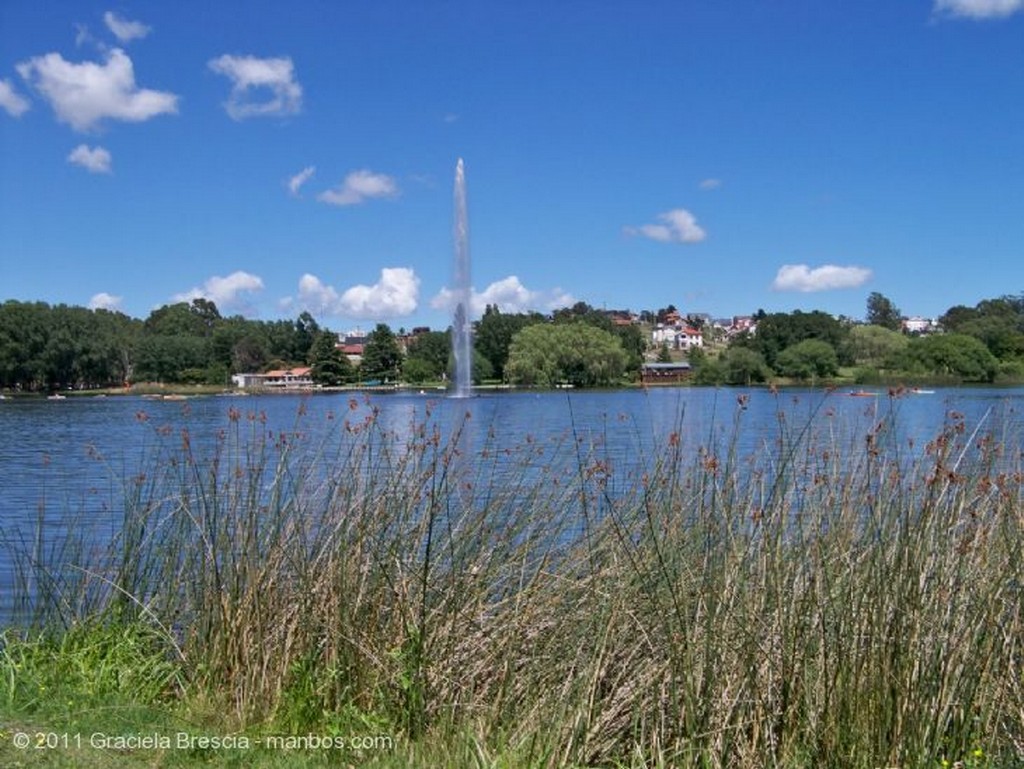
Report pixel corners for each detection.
[232,367,315,389]
[902,316,936,334]
[652,323,704,350]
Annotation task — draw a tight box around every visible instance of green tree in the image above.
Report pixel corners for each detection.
[145,300,219,338]
[405,330,451,381]
[612,322,645,374]
[904,334,998,382]
[474,305,544,381]
[551,302,644,374]
[732,310,850,371]
[133,335,210,382]
[230,334,268,373]
[310,331,353,386]
[506,322,627,387]
[0,301,49,389]
[361,323,403,383]
[402,358,436,385]
[721,347,770,386]
[293,311,321,362]
[849,324,909,367]
[775,339,839,382]
[471,349,494,384]
[866,292,902,331]
[656,341,673,363]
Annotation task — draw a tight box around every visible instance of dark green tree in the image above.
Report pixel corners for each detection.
[405,330,451,381]
[775,339,840,381]
[904,334,998,382]
[474,305,544,381]
[292,312,321,362]
[733,310,850,371]
[938,294,1024,361]
[145,300,219,338]
[361,323,403,383]
[310,331,353,385]
[866,292,902,331]
[612,322,645,374]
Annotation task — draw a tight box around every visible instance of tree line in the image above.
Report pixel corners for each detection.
[2,291,1022,392]
[0,299,323,391]
[693,292,1024,385]
[0,297,649,392]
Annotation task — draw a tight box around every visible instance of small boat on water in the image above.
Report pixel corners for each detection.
[47,393,66,400]
[910,388,935,395]
[847,390,877,397]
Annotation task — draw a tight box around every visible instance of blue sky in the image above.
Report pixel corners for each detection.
[1,0,1022,332]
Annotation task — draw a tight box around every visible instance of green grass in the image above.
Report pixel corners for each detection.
[2,394,1024,767]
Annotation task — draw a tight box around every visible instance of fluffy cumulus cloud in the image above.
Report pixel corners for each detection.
[103,11,151,43]
[88,292,122,311]
[339,268,419,318]
[16,48,178,131]
[289,273,340,316]
[172,271,265,313]
[934,0,1024,17]
[208,54,302,120]
[67,143,112,173]
[286,269,420,319]
[625,209,707,244]
[771,264,872,292]
[318,170,399,206]
[0,78,31,117]
[287,165,316,196]
[431,275,575,317]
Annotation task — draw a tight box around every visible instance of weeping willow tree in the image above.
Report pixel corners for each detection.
[505,321,628,387]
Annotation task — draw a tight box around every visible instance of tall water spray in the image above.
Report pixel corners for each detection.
[451,158,473,398]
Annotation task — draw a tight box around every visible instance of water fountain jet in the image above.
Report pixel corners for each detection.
[451,158,473,398]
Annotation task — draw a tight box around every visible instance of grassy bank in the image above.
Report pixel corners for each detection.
[2,395,1023,767]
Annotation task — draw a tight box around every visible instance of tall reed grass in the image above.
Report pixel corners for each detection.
[3,392,1023,767]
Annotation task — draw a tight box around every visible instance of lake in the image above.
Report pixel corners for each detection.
[2,385,1022,623]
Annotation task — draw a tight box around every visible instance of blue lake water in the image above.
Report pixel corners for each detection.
[1,386,1022,623]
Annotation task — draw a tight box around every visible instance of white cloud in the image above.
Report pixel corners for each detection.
[289,273,340,316]
[699,178,722,190]
[625,209,707,244]
[172,271,265,313]
[88,292,122,311]
[287,165,316,196]
[431,275,575,318]
[67,143,112,173]
[208,54,302,120]
[0,78,31,117]
[103,11,151,43]
[317,169,399,206]
[771,264,872,292]
[934,0,1024,18]
[285,268,420,319]
[17,48,178,131]
[339,267,419,318]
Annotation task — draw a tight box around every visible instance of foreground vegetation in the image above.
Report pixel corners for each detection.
[2,393,1023,767]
